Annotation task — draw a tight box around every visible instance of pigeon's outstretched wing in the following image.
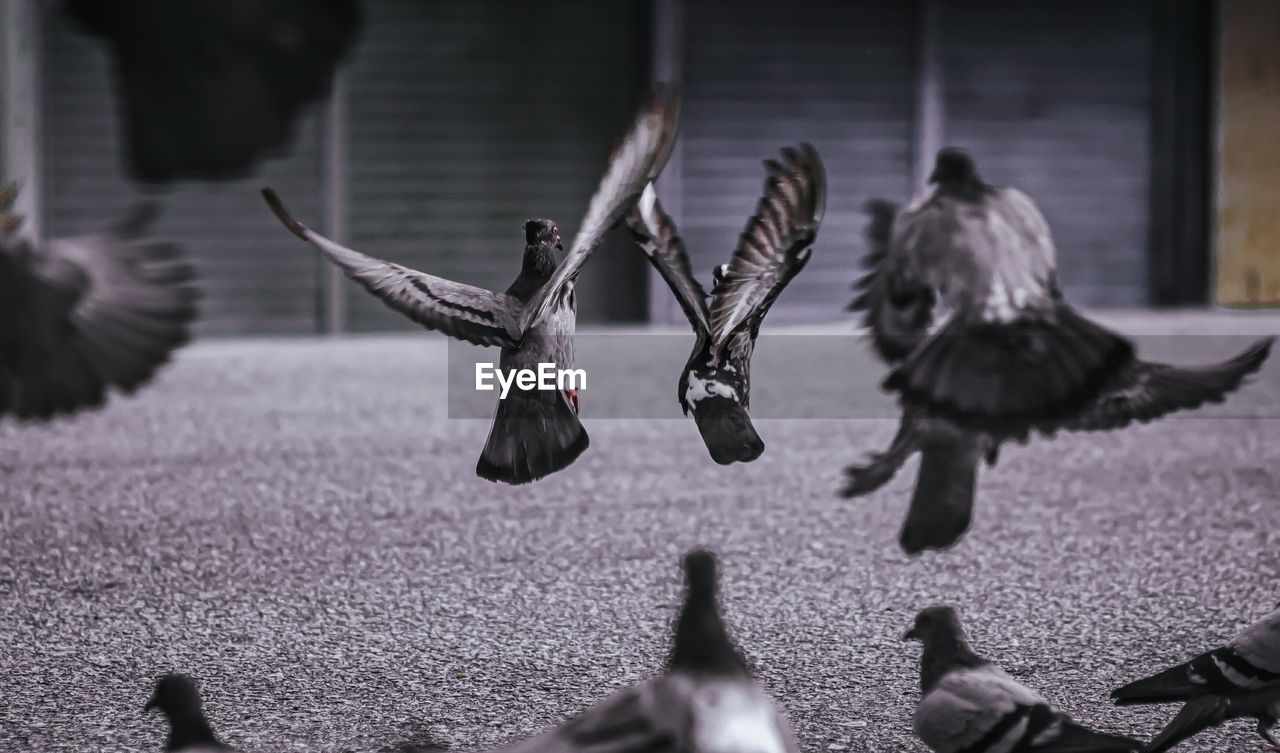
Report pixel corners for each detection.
[261,189,523,348]
[63,0,361,183]
[708,144,826,345]
[1064,338,1273,432]
[849,198,935,365]
[0,198,198,420]
[625,183,710,333]
[518,88,681,333]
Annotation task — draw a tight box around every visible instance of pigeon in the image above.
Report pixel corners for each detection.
[841,154,1274,555]
[495,548,799,753]
[145,673,236,752]
[59,0,361,183]
[625,144,826,464]
[262,88,679,485]
[905,605,1142,753]
[0,184,199,421]
[1111,603,1280,752]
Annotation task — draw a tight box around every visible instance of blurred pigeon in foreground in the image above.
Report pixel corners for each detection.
[1111,603,1280,752]
[496,548,799,753]
[146,674,236,752]
[60,0,361,183]
[626,144,826,464]
[263,88,679,485]
[0,184,199,421]
[842,155,1274,555]
[905,605,1141,753]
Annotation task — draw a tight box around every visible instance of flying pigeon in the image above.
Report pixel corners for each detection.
[841,152,1274,555]
[495,548,799,753]
[0,184,199,421]
[905,605,1142,753]
[262,88,679,485]
[625,144,826,464]
[60,0,361,183]
[145,673,236,752]
[1111,603,1280,752]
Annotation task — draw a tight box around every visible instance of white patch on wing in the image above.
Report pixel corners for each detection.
[685,375,739,406]
[691,683,789,753]
[1213,654,1271,689]
[982,278,1017,323]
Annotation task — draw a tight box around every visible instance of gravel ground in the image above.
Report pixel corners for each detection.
[2,312,1279,753]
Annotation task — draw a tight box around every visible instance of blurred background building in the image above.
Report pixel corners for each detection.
[2,0,1276,337]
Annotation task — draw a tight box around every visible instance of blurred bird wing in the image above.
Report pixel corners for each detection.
[914,668,1046,753]
[1063,338,1274,432]
[625,183,710,333]
[1228,606,1280,680]
[262,189,522,348]
[498,676,695,753]
[519,88,681,334]
[708,144,826,347]
[849,198,936,364]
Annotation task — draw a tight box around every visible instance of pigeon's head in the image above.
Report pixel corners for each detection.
[928,148,983,192]
[902,605,965,643]
[145,673,202,716]
[524,219,562,251]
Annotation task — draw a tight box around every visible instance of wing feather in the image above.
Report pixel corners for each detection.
[849,198,935,364]
[625,183,710,332]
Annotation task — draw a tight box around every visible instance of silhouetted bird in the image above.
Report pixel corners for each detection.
[0,184,198,421]
[60,0,361,182]
[1111,602,1280,752]
[842,152,1274,555]
[626,144,826,464]
[905,605,1141,753]
[262,89,679,485]
[494,548,799,753]
[145,674,236,752]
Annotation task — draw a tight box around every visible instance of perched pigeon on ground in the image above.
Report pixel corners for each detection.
[495,548,799,753]
[0,184,199,421]
[905,605,1141,753]
[60,0,361,183]
[263,88,679,485]
[145,674,236,752]
[1111,603,1280,752]
[625,144,826,464]
[841,153,1274,555]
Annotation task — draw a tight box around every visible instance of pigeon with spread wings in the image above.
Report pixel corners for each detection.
[1111,603,1280,752]
[263,89,679,485]
[906,605,1141,753]
[493,548,799,753]
[840,153,1273,555]
[625,144,825,464]
[0,184,199,421]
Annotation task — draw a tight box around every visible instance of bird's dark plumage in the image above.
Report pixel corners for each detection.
[626,144,826,465]
[146,674,233,752]
[62,0,362,182]
[668,548,751,678]
[0,189,199,421]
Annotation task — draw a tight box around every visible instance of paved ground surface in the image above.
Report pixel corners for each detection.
[2,312,1280,753]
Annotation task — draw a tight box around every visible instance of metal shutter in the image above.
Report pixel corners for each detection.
[343,0,648,331]
[939,0,1154,306]
[41,10,327,336]
[673,0,918,324]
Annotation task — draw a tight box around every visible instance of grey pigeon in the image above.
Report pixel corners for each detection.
[1111,603,1280,752]
[0,185,199,421]
[262,88,679,485]
[842,154,1274,555]
[495,548,799,753]
[905,605,1141,753]
[145,674,235,752]
[625,144,826,464]
[61,0,361,183]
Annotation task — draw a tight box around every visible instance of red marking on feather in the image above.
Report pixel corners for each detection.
[565,389,579,415]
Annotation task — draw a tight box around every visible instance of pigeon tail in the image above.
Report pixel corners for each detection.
[899,439,982,555]
[1041,719,1142,753]
[690,395,764,464]
[669,549,750,677]
[1142,696,1232,753]
[476,388,588,485]
[1111,660,1203,706]
[884,302,1135,437]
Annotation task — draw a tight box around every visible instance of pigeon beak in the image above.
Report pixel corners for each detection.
[901,627,919,642]
[926,168,939,185]
[144,697,158,712]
